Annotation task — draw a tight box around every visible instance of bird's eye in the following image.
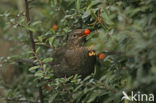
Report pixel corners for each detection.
[73,34,77,37]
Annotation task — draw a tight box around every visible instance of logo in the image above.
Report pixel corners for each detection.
[121,91,154,102]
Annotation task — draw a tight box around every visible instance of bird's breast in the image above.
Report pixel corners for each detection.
[65,47,91,66]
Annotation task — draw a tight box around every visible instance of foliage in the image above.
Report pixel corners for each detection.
[0,0,156,103]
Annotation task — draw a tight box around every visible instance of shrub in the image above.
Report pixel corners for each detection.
[0,0,156,103]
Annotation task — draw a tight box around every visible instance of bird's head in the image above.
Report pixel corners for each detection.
[67,29,89,46]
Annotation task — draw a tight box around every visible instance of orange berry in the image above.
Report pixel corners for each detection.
[52,24,58,30]
[83,29,90,35]
[98,53,105,60]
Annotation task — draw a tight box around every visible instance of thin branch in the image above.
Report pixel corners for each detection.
[24,0,44,103]
[25,0,36,53]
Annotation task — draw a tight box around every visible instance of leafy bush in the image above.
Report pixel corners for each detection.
[0,0,156,103]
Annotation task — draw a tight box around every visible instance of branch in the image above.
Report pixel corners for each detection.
[25,0,36,53]
[24,0,44,103]
[16,58,35,65]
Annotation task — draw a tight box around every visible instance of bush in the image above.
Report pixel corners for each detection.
[0,0,156,103]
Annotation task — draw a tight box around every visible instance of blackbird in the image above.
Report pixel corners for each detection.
[51,29,96,78]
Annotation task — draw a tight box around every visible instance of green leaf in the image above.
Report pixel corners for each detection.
[49,37,55,46]
[82,10,91,19]
[34,71,43,77]
[48,93,58,103]
[29,66,40,71]
[26,26,36,32]
[38,36,43,42]
[42,58,53,63]
[31,21,42,26]
[36,47,40,53]
[76,0,81,11]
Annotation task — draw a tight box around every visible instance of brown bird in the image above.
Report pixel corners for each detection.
[51,29,96,78]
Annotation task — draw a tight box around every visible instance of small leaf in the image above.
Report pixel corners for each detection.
[42,58,53,63]
[76,0,81,11]
[82,10,91,19]
[26,26,36,32]
[29,66,40,71]
[31,21,42,26]
[48,93,58,103]
[36,47,40,53]
[35,71,43,77]
[49,37,55,46]
[38,35,44,42]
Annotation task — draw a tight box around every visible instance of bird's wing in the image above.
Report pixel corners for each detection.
[64,47,89,66]
[51,47,66,65]
[52,47,64,57]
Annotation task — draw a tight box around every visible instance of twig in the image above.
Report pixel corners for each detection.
[25,0,35,53]
[16,58,35,64]
[24,0,44,103]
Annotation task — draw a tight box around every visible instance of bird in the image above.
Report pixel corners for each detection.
[50,29,96,78]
